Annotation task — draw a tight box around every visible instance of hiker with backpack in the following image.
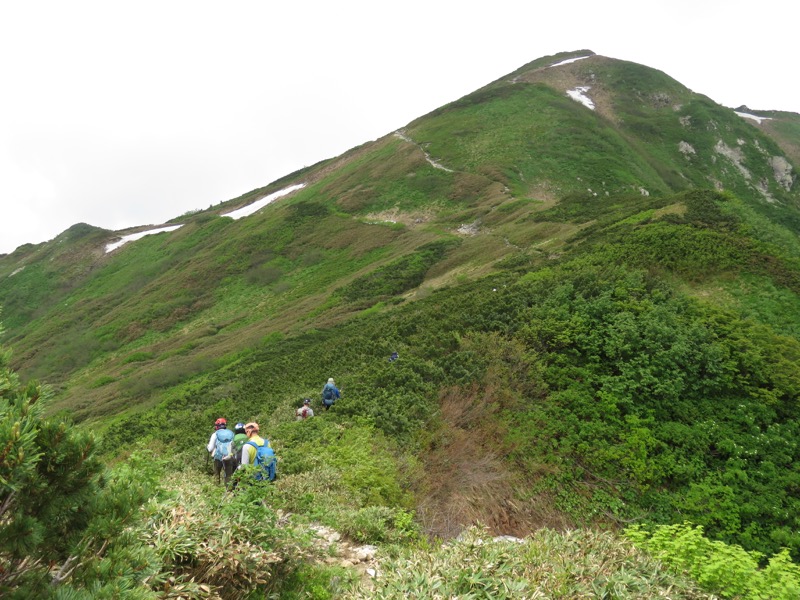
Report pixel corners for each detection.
[239,422,277,481]
[321,378,340,411]
[296,398,314,421]
[207,418,235,485]
[232,422,248,463]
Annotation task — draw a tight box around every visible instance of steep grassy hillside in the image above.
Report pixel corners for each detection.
[2,50,800,597]
[1,52,797,410]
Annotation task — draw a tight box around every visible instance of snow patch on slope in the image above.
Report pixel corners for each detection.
[735,111,772,124]
[105,224,183,253]
[548,55,591,68]
[222,183,306,220]
[566,86,595,110]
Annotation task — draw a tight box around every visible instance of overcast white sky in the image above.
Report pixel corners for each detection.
[1,0,798,255]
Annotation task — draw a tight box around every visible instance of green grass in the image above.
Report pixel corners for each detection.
[346,526,715,599]
[409,83,671,198]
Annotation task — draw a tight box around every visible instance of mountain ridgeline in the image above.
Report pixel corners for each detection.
[3,50,800,596]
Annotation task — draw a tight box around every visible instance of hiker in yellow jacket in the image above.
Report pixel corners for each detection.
[239,422,268,466]
[239,421,277,481]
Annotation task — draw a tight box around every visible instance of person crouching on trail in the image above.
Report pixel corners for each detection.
[296,398,314,420]
[239,422,277,481]
[321,378,340,411]
[207,418,235,485]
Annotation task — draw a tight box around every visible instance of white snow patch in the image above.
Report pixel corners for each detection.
[9,266,25,277]
[549,56,591,68]
[735,111,772,124]
[566,86,595,110]
[222,183,306,220]
[105,224,183,253]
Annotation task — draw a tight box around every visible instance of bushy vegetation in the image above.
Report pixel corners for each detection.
[627,523,800,599]
[99,195,800,560]
[0,344,161,598]
[7,182,800,595]
[336,239,460,302]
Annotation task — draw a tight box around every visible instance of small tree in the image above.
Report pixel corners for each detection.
[0,327,160,598]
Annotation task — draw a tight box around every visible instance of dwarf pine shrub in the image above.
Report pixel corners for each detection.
[0,347,162,598]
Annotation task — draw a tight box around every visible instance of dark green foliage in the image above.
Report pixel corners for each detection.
[0,344,161,597]
[491,263,800,558]
[287,200,331,223]
[337,239,460,302]
[532,191,666,225]
[122,351,155,364]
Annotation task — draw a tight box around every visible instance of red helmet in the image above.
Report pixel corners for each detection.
[214,418,227,429]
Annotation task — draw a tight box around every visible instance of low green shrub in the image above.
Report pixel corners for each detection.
[338,506,419,544]
[274,563,359,600]
[91,374,117,388]
[123,351,155,364]
[336,239,459,302]
[273,419,410,508]
[627,522,800,599]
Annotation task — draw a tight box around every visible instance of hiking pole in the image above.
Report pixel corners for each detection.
[205,450,209,472]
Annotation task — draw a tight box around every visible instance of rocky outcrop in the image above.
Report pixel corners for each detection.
[678,141,696,157]
[714,141,751,181]
[770,156,794,191]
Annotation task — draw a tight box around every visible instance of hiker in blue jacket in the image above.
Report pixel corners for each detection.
[321,377,340,411]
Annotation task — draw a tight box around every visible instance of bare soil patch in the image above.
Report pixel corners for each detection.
[415,384,572,539]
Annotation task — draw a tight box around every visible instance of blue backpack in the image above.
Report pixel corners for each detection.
[322,384,337,406]
[246,440,277,481]
[214,428,234,460]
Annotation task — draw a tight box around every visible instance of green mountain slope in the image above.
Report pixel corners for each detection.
[2,50,800,595]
